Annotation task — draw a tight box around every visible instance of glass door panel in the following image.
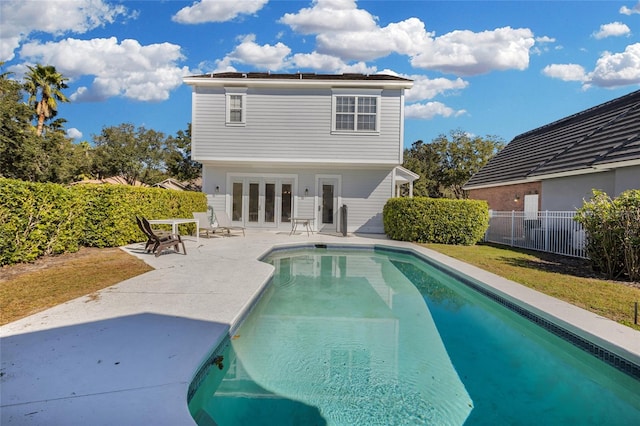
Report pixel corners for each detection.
[322,184,334,224]
[248,182,259,223]
[265,183,275,223]
[232,182,243,221]
[281,183,292,223]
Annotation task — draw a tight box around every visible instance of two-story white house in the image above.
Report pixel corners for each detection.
[182,72,415,234]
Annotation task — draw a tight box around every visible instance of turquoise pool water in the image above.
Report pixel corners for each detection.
[188,247,640,425]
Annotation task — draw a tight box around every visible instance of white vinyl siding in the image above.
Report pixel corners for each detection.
[191,87,401,165]
[202,165,393,233]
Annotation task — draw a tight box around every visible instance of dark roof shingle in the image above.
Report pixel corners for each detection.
[465,90,640,188]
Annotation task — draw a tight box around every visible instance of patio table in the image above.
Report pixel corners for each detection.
[148,218,199,243]
[290,217,315,236]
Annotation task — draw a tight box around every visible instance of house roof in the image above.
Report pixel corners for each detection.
[187,72,412,82]
[183,72,413,89]
[152,177,202,192]
[70,176,148,187]
[464,89,640,189]
[394,166,420,184]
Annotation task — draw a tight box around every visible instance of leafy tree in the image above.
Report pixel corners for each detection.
[0,63,40,180]
[165,123,201,181]
[402,140,440,197]
[24,64,69,136]
[92,123,170,185]
[403,129,504,199]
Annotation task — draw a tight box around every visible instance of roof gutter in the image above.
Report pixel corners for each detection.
[592,158,640,170]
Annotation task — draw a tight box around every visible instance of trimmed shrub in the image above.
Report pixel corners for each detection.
[383,197,489,245]
[73,185,206,248]
[0,178,207,265]
[0,179,83,265]
[575,189,640,281]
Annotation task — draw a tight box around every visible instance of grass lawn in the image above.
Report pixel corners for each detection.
[424,243,640,331]
[0,247,153,326]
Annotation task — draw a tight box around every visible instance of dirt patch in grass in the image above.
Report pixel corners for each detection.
[0,247,153,326]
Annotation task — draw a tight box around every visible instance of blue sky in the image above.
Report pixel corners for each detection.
[1,0,639,148]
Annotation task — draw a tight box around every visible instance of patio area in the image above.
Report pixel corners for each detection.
[1,232,638,425]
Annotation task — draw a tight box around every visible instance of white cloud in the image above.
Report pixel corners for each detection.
[543,43,640,88]
[592,22,631,39]
[0,0,129,61]
[411,27,535,76]
[17,37,190,102]
[290,52,347,71]
[316,17,434,62]
[214,34,378,74]
[216,34,291,71]
[589,43,640,88]
[281,2,534,76]
[403,75,469,102]
[535,36,556,44]
[542,64,587,82]
[290,52,375,74]
[67,128,83,140]
[173,0,268,24]
[620,2,640,15]
[405,102,466,120]
[279,0,378,34]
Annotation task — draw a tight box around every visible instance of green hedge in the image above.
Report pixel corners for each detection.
[383,197,489,245]
[0,179,83,264]
[0,178,207,266]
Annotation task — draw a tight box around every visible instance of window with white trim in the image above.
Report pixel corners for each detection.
[332,92,380,133]
[225,88,247,126]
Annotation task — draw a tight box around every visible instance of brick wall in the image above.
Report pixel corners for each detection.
[467,181,542,211]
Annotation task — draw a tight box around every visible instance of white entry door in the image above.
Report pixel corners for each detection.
[317,177,340,233]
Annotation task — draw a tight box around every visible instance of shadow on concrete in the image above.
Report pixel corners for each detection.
[1,313,229,425]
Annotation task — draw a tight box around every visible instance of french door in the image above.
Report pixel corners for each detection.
[231,178,293,228]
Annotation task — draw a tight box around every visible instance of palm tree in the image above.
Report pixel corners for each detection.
[24,64,69,136]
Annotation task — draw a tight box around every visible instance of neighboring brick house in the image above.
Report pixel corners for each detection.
[464,90,640,213]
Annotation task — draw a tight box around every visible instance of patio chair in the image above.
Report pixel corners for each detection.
[140,217,187,256]
[135,216,156,252]
[193,212,219,238]
[214,210,245,237]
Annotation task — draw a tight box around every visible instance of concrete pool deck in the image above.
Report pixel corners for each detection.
[1,232,639,425]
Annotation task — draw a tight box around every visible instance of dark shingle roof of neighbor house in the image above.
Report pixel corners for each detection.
[464,89,640,189]
[189,72,413,82]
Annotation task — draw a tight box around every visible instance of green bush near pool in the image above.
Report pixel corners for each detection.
[383,197,489,245]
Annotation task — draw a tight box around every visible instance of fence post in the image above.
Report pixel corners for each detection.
[511,210,515,246]
[544,210,550,253]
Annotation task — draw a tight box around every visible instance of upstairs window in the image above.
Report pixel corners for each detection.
[332,91,380,133]
[229,95,243,122]
[225,88,247,126]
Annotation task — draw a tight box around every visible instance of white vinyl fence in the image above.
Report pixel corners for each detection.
[485,211,587,259]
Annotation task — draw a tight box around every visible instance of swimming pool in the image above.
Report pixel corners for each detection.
[188,246,640,425]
